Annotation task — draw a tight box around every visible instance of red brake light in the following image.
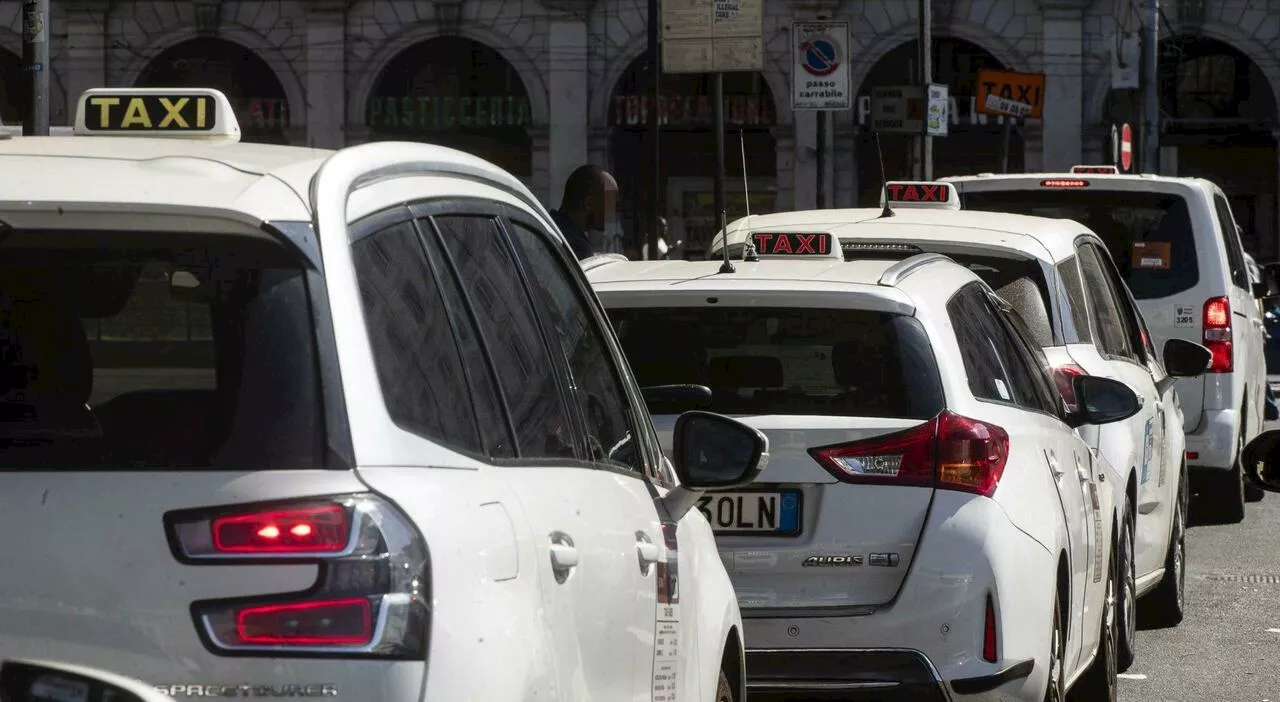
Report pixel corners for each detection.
[236,598,374,646]
[983,595,998,662]
[213,504,350,554]
[1203,296,1233,372]
[1052,364,1086,413]
[809,411,1009,498]
[1040,179,1089,188]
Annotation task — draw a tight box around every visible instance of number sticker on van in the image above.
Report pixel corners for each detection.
[1174,304,1195,327]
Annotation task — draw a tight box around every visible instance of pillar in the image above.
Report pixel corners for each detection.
[305,1,346,148]
[773,126,796,212]
[1041,2,1086,171]
[546,10,590,207]
[64,2,107,125]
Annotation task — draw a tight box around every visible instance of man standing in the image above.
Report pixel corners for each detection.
[550,164,619,260]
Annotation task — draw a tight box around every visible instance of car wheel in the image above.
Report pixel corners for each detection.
[715,669,734,702]
[1044,594,1065,702]
[1069,543,1118,701]
[1145,485,1187,627]
[1215,434,1246,524]
[1116,505,1137,672]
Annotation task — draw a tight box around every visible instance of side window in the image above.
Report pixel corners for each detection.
[1213,194,1251,289]
[947,285,1034,408]
[351,220,484,453]
[506,220,644,474]
[1078,245,1136,360]
[1092,243,1152,364]
[1055,256,1093,343]
[430,215,580,460]
[997,303,1066,416]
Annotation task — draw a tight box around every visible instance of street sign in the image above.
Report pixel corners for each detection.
[791,21,850,111]
[926,84,949,137]
[662,0,764,73]
[1120,122,1133,171]
[870,85,924,134]
[976,68,1046,119]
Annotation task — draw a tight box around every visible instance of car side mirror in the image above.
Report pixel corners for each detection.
[660,411,769,520]
[640,384,712,415]
[1,659,176,702]
[1242,429,1280,492]
[1066,375,1142,428]
[1162,337,1212,378]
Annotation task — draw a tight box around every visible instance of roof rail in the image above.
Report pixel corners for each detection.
[579,253,630,272]
[877,252,952,287]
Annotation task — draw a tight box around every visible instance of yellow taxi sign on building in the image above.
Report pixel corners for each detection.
[73,87,241,141]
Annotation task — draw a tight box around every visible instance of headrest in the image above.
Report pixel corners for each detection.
[996,277,1053,347]
[708,355,784,388]
[0,298,94,408]
[831,338,897,388]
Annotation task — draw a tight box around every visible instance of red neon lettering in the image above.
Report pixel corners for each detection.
[886,183,904,201]
[900,185,921,201]
[774,235,793,254]
[794,234,816,254]
[919,184,943,202]
[818,234,829,254]
[752,233,773,252]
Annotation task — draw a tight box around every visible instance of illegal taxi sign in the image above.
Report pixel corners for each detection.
[748,231,840,259]
[73,88,241,141]
[880,181,961,210]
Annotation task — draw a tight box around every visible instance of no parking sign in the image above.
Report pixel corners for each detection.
[792,21,850,110]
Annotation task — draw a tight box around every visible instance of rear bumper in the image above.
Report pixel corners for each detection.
[745,648,949,701]
[1186,407,1240,470]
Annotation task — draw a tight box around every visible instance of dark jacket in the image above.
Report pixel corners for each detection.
[550,209,593,260]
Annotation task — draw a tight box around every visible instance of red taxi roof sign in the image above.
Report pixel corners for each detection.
[747,231,840,259]
[881,181,961,210]
[1070,165,1119,174]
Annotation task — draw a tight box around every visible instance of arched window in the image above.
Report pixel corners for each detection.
[0,49,25,125]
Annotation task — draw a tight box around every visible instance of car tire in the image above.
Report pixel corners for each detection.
[1214,434,1246,524]
[1116,504,1137,672]
[1044,593,1066,702]
[1069,543,1118,702]
[1145,474,1187,628]
[715,669,734,702]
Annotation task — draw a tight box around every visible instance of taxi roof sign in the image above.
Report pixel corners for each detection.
[1070,164,1119,174]
[880,181,961,210]
[747,231,841,260]
[73,88,241,141]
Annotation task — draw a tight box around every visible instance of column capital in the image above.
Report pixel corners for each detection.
[540,0,597,20]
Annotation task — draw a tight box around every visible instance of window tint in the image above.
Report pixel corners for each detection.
[1213,194,1250,289]
[948,286,1027,406]
[996,303,1064,416]
[507,221,643,473]
[1056,257,1093,343]
[608,306,944,419]
[432,215,578,459]
[1091,243,1152,364]
[1078,245,1136,360]
[962,189,1199,299]
[353,221,482,453]
[0,231,325,470]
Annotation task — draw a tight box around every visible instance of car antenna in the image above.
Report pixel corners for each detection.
[739,129,759,262]
[875,132,894,219]
[717,207,735,274]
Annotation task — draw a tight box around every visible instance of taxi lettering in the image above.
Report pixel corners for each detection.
[84,95,216,132]
[886,183,947,203]
[750,232,832,256]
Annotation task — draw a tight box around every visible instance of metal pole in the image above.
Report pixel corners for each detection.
[1141,0,1160,172]
[22,0,49,136]
[816,111,826,208]
[646,0,661,259]
[1000,117,1012,173]
[713,72,726,245]
[919,0,932,180]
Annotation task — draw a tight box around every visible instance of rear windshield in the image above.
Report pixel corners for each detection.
[607,306,944,419]
[0,230,326,469]
[961,189,1199,300]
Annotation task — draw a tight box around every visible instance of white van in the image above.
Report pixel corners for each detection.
[944,172,1268,522]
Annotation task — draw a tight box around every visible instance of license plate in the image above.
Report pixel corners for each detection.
[696,490,801,535]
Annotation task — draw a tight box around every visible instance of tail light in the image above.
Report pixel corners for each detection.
[164,494,430,657]
[1203,296,1233,373]
[1040,179,1089,188]
[809,410,1010,498]
[1052,364,1086,413]
[982,595,998,662]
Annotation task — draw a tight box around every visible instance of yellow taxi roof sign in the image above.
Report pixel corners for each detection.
[73,88,241,141]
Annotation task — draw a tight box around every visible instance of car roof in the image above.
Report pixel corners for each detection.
[941,171,1218,192]
[711,206,1091,263]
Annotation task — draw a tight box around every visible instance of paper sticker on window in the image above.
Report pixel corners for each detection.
[1131,241,1172,270]
[1174,304,1195,327]
[993,378,1010,401]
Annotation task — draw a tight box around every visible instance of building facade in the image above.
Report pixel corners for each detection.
[1,0,1277,256]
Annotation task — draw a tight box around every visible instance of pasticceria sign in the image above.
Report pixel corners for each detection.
[366,95,533,131]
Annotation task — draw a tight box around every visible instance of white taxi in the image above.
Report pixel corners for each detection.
[708,181,1212,671]
[0,88,764,702]
[941,167,1268,524]
[587,234,1135,700]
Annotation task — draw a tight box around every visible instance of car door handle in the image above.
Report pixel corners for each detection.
[1046,450,1065,479]
[548,531,578,579]
[637,542,660,564]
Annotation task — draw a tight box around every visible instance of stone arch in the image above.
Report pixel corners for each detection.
[119,26,305,130]
[350,23,549,129]
[0,46,21,124]
[590,35,793,127]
